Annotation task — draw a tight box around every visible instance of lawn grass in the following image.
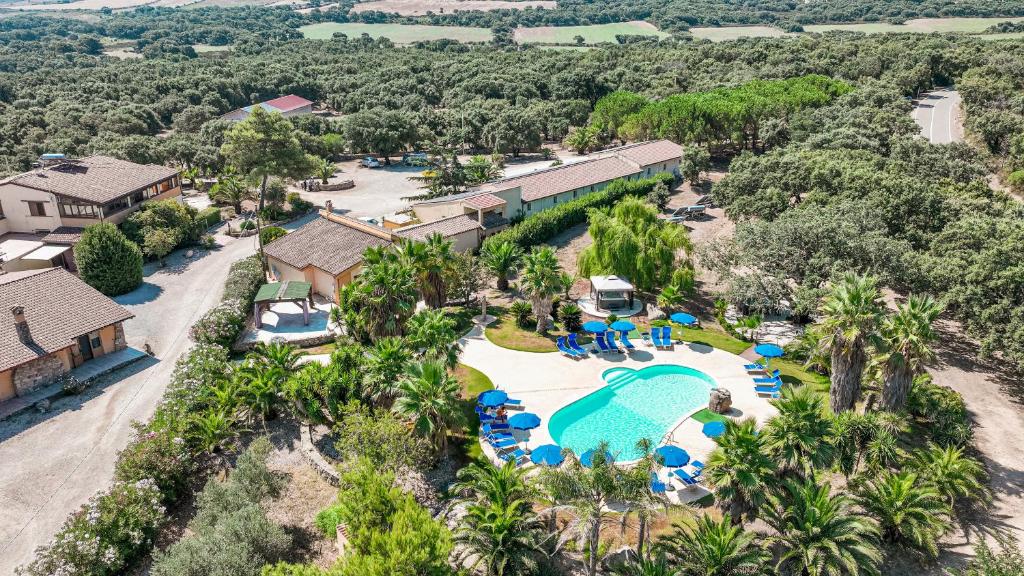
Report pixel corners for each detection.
[454,363,495,462]
[671,324,751,356]
[692,408,729,424]
[299,340,337,355]
[299,22,493,43]
[514,21,669,44]
[484,307,570,352]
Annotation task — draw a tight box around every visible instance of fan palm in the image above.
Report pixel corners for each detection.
[855,470,951,558]
[190,409,238,454]
[910,444,990,507]
[209,174,254,214]
[657,514,767,576]
[250,341,303,377]
[621,438,668,558]
[236,369,282,422]
[520,246,563,333]
[406,308,461,368]
[352,249,418,340]
[424,233,455,307]
[314,156,334,184]
[831,411,908,478]
[762,385,834,478]
[539,442,632,576]
[456,498,547,576]
[704,418,776,525]
[283,361,343,423]
[393,360,466,454]
[877,295,942,411]
[453,460,537,506]
[762,479,882,576]
[818,273,883,413]
[481,239,524,291]
[465,155,502,185]
[364,336,412,406]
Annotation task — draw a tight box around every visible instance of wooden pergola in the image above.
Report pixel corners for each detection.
[253,281,313,329]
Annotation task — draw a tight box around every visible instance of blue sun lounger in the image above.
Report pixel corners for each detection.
[753,369,781,380]
[482,422,509,434]
[661,326,674,346]
[744,363,766,372]
[672,469,699,486]
[595,332,614,353]
[619,331,636,351]
[755,382,783,398]
[567,333,589,356]
[650,472,667,494]
[504,398,523,410]
[557,336,582,359]
[753,376,782,385]
[605,331,623,353]
[498,447,529,465]
[490,438,518,450]
[687,460,705,479]
[650,328,664,348]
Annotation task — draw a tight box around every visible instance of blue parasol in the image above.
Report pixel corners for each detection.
[655,445,691,468]
[754,343,784,358]
[580,449,614,468]
[702,421,727,438]
[670,312,698,326]
[477,389,509,408]
[609,320,636,332]
[508,412,541,430]
[530,444,565,466]
[582,321,608,333]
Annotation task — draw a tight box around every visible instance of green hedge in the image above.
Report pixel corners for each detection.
[484,173,674,250]
[198,207,222,229]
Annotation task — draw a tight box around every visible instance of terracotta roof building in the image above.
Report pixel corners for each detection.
[222,95,315,122]
[395,214,483,252]
[0,267,134,402]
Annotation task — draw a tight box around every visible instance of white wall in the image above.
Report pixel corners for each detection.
[0,184,62,233]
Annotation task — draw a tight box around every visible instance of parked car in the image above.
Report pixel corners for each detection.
[403,152,429,166]
[360,157,381,168]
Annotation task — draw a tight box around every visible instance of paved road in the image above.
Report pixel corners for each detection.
[913,88,964,144]
[0,228,262,573]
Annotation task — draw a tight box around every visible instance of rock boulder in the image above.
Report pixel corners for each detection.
[709,388,732,414]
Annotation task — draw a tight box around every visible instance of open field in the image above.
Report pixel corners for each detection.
[299,21,493,42]
[351,0,554,16]
[192,43,232,52]
[692,17,1024,42]
[515,20,668,44]
[689,25,793,41]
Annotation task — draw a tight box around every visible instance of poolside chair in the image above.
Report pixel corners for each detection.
[482,422,509,434]
[753,375,782,385]
[660,326,675,348]
[756,369,781,380]
[755,383,783,398]
[650,472,667,494]
[490,437,518,450]
[619,331,636,351]
[687,461,705,479]
[504,398,524,410]
[672,469,700,487]
[649,328,664,348]
[744,362,766,372]
[557,336,582,359]
[605,331,624,353]
[497,446,529,464]
[567,333,589,356]
[595,332,614,354]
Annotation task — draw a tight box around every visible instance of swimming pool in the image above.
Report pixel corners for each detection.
[548,365,716,461]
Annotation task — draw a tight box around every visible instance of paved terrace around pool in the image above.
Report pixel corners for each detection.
[459,319,779,503]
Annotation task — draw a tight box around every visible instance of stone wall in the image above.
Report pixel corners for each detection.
[113,322,127,351]
[13,353,68,396]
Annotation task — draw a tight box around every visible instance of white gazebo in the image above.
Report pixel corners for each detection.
[589,275,635,311]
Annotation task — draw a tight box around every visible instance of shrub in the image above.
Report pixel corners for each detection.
[114,423,194,503]
[286,192,314,217]
[198,206,222,229]
[645,180,671,209]
[483,173,674,250]
[122,198,201,248]
[240,219,257,231]
[190,300,246,347]
[333,403,433,473]
[222,255,264,305]
[559,302,583,332]
[260,225,287,245]
[17,479,166,576]
[74,222,144,296]
[1007,169,1024,192]
[143,227,177,264]
[509,300,532,328]
[908,375,972,447]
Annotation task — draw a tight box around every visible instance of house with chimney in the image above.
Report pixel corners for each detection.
[0,267,134,403]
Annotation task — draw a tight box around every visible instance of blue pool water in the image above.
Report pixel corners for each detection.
[548,365,716,461]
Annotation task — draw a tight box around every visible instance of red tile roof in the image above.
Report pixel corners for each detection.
[2,156,178,204]
[264,214,392,276]
[610,140,684,167]
[462,193,506,210]
[0,268,134,372]
[493,156,639,202]
[396,214,482,242]
[263,95,314,112]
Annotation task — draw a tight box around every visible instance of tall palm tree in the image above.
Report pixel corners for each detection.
[456,498,547,576]
[762,479,882,576]
[540,443,631,576]
[819,273,884,413]
[704,418,776,525]
[209,174,254,214]
[657,514,767,576]
[623,438,668,559]
[481,239,524,291]
[352,249,418,340]
[910,444,990,508]
[364,336,412,406]
[393,360,465,455]
[520,245,563,334]
[855,470,951,559]
[424,232,455,308]
[877,295,942,411]
[762,386,834,478]
[611,552,678,576]
[406,308,461,368]
[283,360,343,423]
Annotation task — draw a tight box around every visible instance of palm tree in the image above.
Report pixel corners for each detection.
[520,246,563,334]
[855,470,951,559]
[787,327,830,375]
[424,233,455,308]
[283,361,343,423]
[704,418,776,525]
[910,444,990,508]
[453,460,536,506]
[364,336,412,406]
[877,295,942,411]
[831,411,907,478]
[406,308,461,368]
[314,157,335,184]
[393,360,465,455]
[190,409,238,454]
[818,273,884,413]
[611,552,678,576]
[456,498,547,576]
[209,174,254,214]
[465,155,502,185]
[622,438,668,559]
[352,248,418,340]
[762,385,834,478]
[250,341,303,377]
[563,126,598,155]
[481,239,523,291]
[540,443,631,576]
[762,479,882,576]
[657,514,767,576]
[236,369,282,423]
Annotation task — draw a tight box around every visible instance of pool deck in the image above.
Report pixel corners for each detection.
[459,319,779,503]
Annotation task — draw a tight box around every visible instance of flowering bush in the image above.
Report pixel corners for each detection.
[221,255,263,306]
[115,424,194,503]
[18,479,165,576]
[189,299,245,347]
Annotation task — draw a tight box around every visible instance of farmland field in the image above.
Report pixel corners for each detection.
[350,0,555,16]
[514,21,669,44]
[692,17,1024,41]
[299,22,493,43]
[689,25,793,41]
[803,22,908,34]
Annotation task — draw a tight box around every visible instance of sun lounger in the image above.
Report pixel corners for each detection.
[605,332,623,353]
[650,472,667,494]
[650,328,664,348]
[744,363,766,372]
[660,326,674,348]
[672,469,699,487]
[753,375,782,384]
[567,333,589,356]
[755,383,782,398]
[557,336,582,359]
[498,450,529,466]
[759,369,781,379]
[687,461,705,479]
[595,332,614,353]
[619,331,636,351]
[482,422,509,433]
[490,438,518,450]
[667,205,707,222]
[504,398,524,410]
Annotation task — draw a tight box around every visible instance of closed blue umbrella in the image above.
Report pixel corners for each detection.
[670,312,698,326]
[580,449,613,468]
[530,444,565,466]
[702,421,727,438]
[609,320,636,332]
[477,389,508,408]
[582,321,608,333]
[655,445,690,468]
[508,412,541,430]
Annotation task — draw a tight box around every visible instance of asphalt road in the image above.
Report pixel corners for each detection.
[913,88,964,144]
